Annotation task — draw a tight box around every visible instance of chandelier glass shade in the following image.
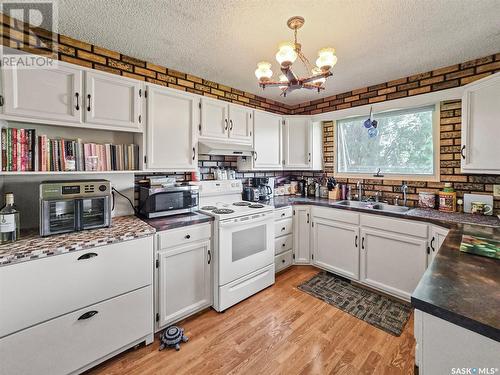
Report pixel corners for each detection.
[254,16,337,97]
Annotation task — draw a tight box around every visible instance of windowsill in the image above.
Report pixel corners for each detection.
[333,172,441,182]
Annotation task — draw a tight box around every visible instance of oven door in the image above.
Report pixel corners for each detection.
[41,199,78,236]
[79,196,111,230]
[218,211,274,285]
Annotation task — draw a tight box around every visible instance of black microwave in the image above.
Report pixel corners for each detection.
[139,185,199,218]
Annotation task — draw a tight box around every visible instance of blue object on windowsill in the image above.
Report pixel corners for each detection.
[364,106,378,137]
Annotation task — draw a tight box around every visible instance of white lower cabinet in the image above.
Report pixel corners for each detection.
[0,287,152,375]
[360,228,427,300]
[415,310,500,375]
[274,206,293,272]
[312,218,360,280]
[156,223,212,330]
[0,236,154,375]
[428,225,449,265]
[293,206,311,264]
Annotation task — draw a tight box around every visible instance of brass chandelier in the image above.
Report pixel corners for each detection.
[254,16,337,97]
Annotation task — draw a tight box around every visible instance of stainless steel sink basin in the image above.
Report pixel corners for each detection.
[333,200,410,213]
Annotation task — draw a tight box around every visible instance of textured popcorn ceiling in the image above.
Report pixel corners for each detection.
[56,0,500,105]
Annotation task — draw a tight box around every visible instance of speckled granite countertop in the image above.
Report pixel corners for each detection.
[266,196,500,341]
[412,223,500,342]
[268,196,500,227]
[140,212,213,232]
[0,216,156,267]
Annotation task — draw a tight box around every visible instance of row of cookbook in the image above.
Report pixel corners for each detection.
[1,127,139,172]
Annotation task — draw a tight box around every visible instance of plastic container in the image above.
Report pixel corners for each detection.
[418,192,436,208]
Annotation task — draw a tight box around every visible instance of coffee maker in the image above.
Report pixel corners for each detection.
[252,177,274,201]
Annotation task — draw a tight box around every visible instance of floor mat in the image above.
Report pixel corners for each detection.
[298,271,412,336]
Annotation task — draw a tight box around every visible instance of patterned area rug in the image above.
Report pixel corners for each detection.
[298,271,412,336]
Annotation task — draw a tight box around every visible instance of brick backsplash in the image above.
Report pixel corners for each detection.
[2,13,499,214]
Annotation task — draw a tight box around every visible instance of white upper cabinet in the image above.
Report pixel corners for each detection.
[200,97,228,140]
[228,104,253,143]
[283,117,312,169]
[199,98,253,145]
[2,63,83,124]
[283,117,322,170]
[238,110,282,170]
[461,72,500,174]
[146,85,198,171]
[253,111,282,169]
[84,71,142,131]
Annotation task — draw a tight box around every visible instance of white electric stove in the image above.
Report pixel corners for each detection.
[198,180,275,312]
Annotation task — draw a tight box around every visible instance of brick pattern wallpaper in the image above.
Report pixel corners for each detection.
[290,54,500,115]
[0,13,291,115]
[323,100,500,214]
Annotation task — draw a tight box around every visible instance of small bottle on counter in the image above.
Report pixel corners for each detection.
[0,192,20,244]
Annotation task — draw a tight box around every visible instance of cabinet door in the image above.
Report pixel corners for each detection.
[283,117,312,169]
[84,71,142,130]
[157,240,212,328]
[428,226,449,265]
[360,228,427,300]
[146,85,198,171]
[461,72,500,174]
[253,111,283,170]
[2,63,82,123]
[312,218,359,280]
[228,104,253,144]
[293,207,310,264]
[200,97,228,140]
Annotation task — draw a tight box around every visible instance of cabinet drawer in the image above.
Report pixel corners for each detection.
[275,250,293,273]
[312,206,359,225]
[275,234,293,255]
[0,236,153,338]
[274,206,292,220]
[361,214,428,238]
[275,218,293,237]
[157,223,211,249]
[0,286,152,375]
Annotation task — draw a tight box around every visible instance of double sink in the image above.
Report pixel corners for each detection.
[333,200,410,213]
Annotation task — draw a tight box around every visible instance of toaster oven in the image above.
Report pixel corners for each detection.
[39,180,112,236]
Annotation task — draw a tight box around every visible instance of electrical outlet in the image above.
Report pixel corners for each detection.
[493,185,500,197]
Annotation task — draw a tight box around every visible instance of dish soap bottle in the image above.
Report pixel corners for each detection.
[0,192,20,243]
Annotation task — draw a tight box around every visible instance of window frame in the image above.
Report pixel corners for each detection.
[333,103,441,182]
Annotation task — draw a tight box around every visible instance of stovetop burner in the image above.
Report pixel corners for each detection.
[249,204,264,208]
[233,202,251,206]
[201,206,217,210]
[212,208,235,214]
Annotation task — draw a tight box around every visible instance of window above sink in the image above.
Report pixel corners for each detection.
[334,104,440,181]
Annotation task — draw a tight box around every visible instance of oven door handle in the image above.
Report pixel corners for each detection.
[218,212,273,228]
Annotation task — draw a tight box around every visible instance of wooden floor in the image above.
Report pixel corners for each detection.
[87,266,415,375]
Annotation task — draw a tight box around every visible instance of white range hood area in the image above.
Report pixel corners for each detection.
[197,139,254,156]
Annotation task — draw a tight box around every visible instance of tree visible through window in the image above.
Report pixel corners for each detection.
[336,106,435,175]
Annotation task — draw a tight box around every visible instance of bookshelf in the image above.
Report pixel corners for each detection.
[0,120,145,175]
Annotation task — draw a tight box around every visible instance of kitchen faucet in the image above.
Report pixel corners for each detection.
[401,183,408,207]
[356,181,363,201]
